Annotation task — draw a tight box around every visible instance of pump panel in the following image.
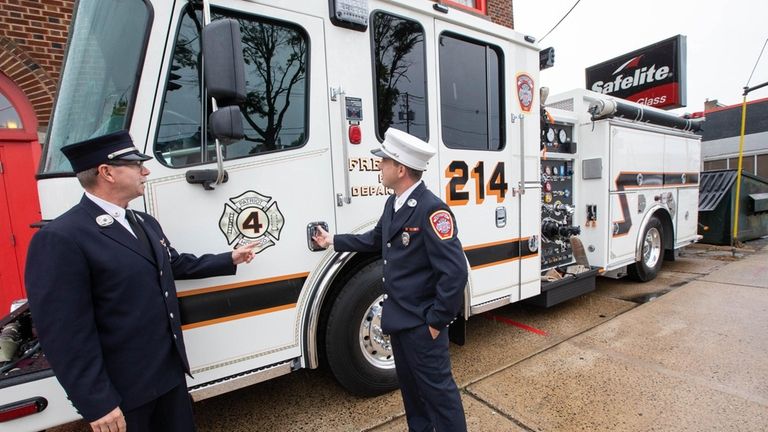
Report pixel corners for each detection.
[540,158,578,269]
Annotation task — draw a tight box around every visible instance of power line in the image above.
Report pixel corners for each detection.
[538,0,582,44]
[745,37,768,88]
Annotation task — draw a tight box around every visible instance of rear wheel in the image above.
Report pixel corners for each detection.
[325,260,398,396]
[628,216,664,282]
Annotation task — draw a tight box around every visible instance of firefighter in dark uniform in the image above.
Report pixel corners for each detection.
[25,131,257,432]
[314,128,469,432]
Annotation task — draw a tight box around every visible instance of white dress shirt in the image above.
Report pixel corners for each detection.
[394,181,422,212]
[85,191,137,237]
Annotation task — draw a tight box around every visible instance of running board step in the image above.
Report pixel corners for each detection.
[525,267,600,308]
[189,361,293,401]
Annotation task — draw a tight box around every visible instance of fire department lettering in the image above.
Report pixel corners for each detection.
[430,210,454,240]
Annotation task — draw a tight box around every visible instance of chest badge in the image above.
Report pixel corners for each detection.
[96,214,114,227]
[407,198,417,208]
[402,231,410,247]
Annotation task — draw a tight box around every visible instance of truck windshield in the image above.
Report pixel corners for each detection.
[41,0,150,174]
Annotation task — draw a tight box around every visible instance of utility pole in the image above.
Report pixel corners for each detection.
[732,80,768,248]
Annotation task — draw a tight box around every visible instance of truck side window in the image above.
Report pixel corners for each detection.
[371,12,428,142]
[156,6,309,167]
[438,33,504,151]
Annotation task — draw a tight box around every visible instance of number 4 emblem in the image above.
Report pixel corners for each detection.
[219,190,285,254]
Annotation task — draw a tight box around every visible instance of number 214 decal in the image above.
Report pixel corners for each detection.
[445,161,508,206]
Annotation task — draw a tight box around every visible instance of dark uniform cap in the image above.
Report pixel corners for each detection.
[61,130,152,173]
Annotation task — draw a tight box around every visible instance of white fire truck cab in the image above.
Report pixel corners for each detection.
[0,0,702,430]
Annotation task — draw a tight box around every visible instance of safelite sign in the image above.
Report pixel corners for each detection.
[585,35,687,109]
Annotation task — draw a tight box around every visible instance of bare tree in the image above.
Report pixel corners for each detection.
[373,15,423,137]
[239,20,306,151]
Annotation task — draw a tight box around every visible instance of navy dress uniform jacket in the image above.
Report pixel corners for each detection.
[25,196,236,422]
[334,182,468,333]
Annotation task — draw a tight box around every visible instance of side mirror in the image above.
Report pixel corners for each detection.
[539,47,555,70]
[209,106,244,143]
[202,19,246,106]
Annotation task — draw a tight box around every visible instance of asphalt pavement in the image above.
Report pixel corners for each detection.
[49,238,768,431]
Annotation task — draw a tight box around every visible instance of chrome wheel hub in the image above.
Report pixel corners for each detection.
[358,294,394,369]
[642,227,661,268]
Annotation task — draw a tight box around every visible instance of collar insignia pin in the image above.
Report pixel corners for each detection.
[407,199,417,207]
[96,214,114,227]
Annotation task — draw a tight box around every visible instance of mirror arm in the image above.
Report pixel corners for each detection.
[200,0,226,186]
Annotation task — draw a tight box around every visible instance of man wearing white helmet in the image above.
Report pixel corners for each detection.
[314,128,468,431]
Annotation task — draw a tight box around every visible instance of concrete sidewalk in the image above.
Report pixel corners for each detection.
[372,241,768,432]
[459,242,768,431]
[52,242,767,432]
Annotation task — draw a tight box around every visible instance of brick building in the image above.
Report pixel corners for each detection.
[0,0,74,311]
[0,1,73,135]
[700,97,768,178]
[440,0,514,27]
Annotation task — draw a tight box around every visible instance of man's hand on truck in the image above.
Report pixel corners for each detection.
[313,226,334,249]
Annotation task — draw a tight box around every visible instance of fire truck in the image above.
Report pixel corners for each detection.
[0,0,702,429]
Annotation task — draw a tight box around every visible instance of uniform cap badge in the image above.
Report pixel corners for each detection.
[96,214,114,227]
[407,198,417,208]
[402,231,410,246]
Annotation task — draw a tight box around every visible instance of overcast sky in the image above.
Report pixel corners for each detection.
[514,0,768,114]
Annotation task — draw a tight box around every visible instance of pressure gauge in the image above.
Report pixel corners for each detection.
[546,127,555,143]
[558,129,568,143]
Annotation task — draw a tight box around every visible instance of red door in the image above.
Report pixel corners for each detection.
[0,146,23,309]
[0,73,42,313]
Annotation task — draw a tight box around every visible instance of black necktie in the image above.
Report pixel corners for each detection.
[126,210,153,258]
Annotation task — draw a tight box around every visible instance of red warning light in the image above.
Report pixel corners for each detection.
[349,125,362,144]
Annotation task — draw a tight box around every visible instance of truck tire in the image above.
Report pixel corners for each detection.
[628,216,664,282]
[325,260,398,396]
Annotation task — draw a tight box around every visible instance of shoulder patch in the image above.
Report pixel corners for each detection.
[429,210,454,240]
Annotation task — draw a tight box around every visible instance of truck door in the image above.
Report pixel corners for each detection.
[145,3,333,384]
[609,125,665,265]
[433,21,525,305]
[665,134,700,245]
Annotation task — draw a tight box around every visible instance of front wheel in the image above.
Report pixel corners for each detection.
[325,260,398,396]
[628,216,664,282]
